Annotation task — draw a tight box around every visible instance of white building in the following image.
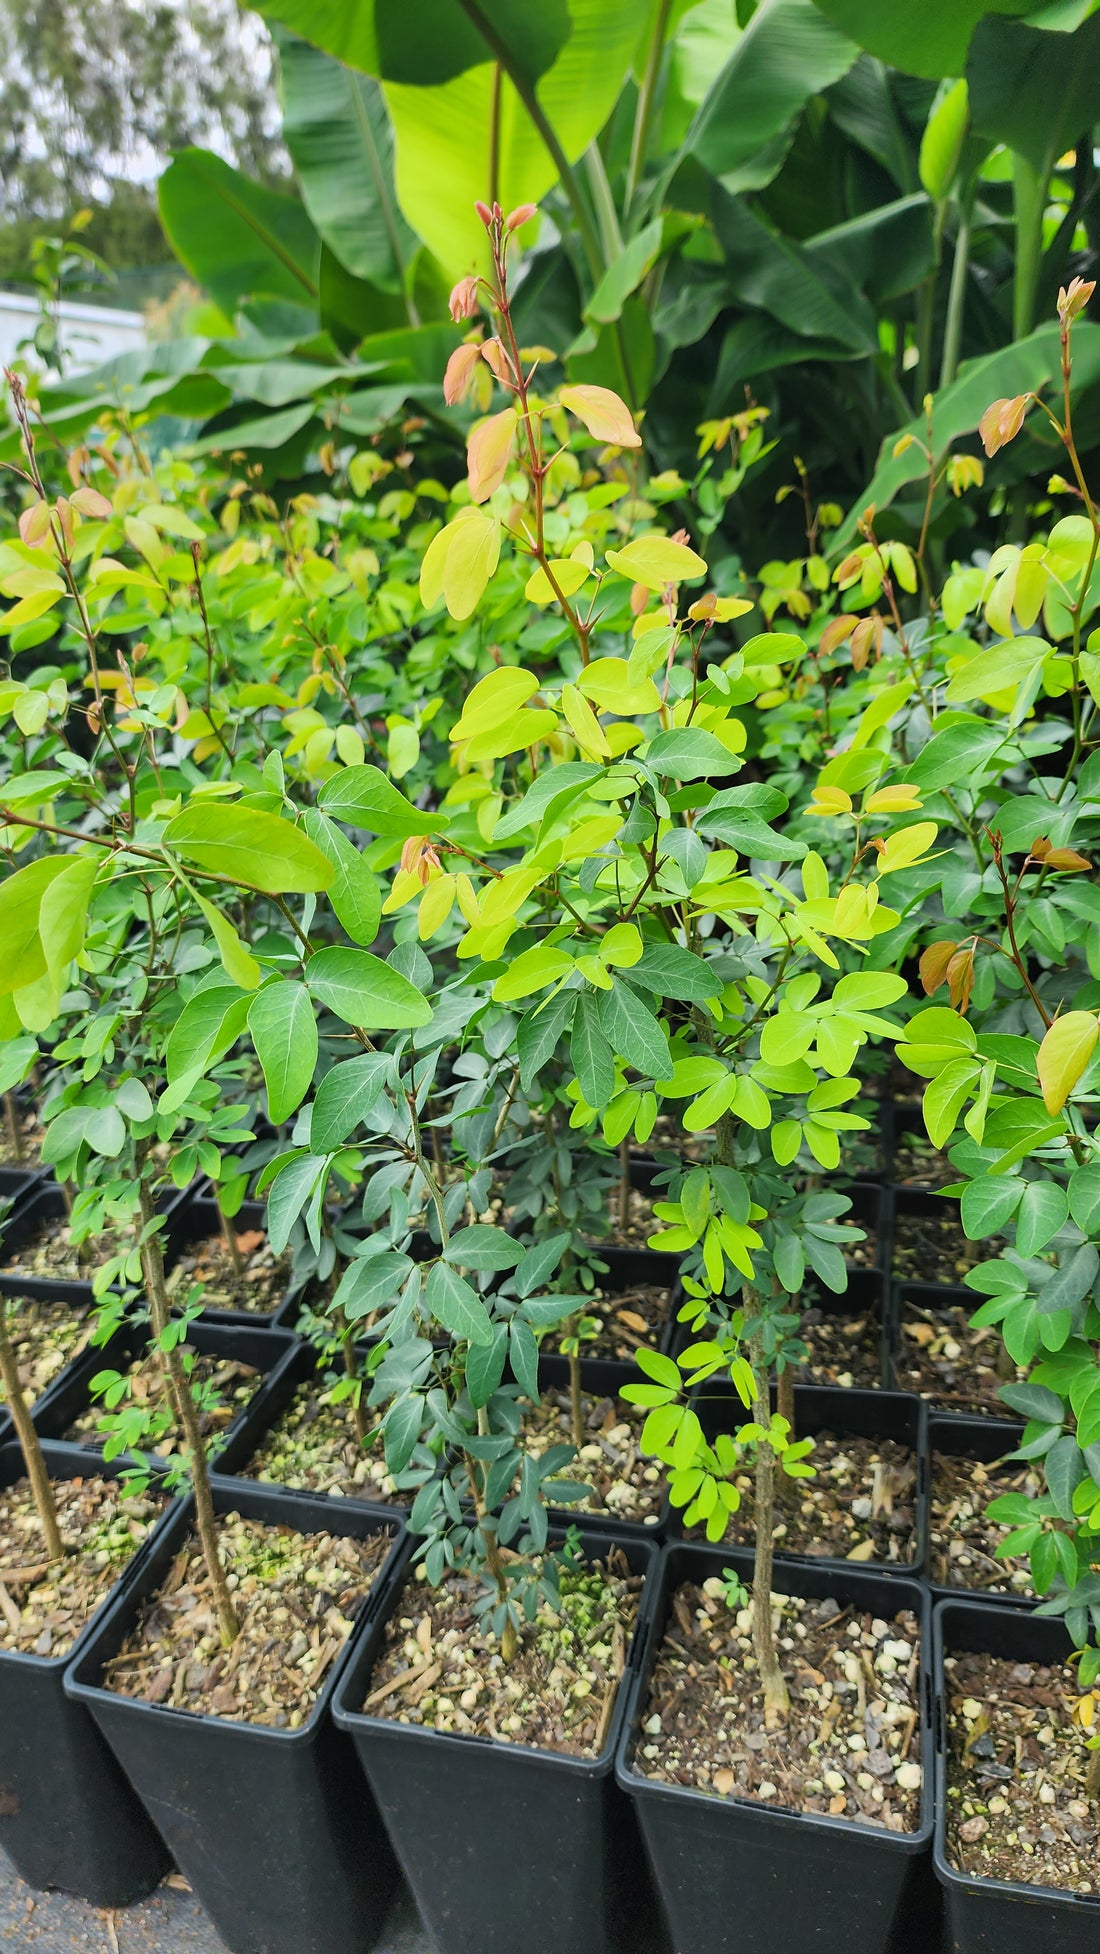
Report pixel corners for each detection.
[0,291,146,375]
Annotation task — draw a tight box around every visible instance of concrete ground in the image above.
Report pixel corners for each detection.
[0,1851,430,1953]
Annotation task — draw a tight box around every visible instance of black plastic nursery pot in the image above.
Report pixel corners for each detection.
[846,1181,889,1277]
[927,1415,1030,1605]
[887,1104,954,1190]
[615,1541,937,1954]
[933,1598,1099,1953]
[782,1265,891,1389]
[585,1241,686,1359]
[888,1188,987,1291]
[675,1382,929,1577]
[64,1477,404,1954]
[0,1183,97,1304]
[0,1180,190,1306]
[533,1350,671,1538]
[888,1281,1009,1418]
[0,1438,172,1905]
[165,1191,305,1328]
[0,1285,103,1454]
[0,1164,43,1207]
[34,1316,299,1467]
[333,1521,667,1954]
[212,1335,413,1501]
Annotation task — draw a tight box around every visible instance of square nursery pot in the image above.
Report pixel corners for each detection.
[0,1180,191,1307]
[0,1183,98,1305]
[576,1241,687,1361]
[887,1104,955,1191]
[615,1541,939,1954]
[673,1382,929,1578]
[888,1281,1012,1420]
[212,1335,432,1507]
[0,1438,172,1905]
[34,1316,299,1470]
[65,1478,405,1954]
[0,1285,104,1454]
[756,1266,889,1392]
[927,1416,1031,1605]
[333,1520,667,1954]
[846,1182,889,1281]
[888,1189,989,1294]
[533,1352,671,1539]
[164,1190,307,1329]
[0,1163,43,1209]
[933,1598,1099,1953]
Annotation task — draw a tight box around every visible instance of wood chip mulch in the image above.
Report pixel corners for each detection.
[0,1473,162,1658]
[167,1229,292,1315]
[895,1298,1023,1413]
[364,1551,642,1757]
[929,1453,1037,1595]
[103,1513,392,1728]
[540,1282,673,1361]
[796,1295,883,1389]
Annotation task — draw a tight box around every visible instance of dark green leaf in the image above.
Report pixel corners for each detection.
[247,982,317,1124]
[302,809,381,946]
[425,1261,494,1345]
[159,148,319,311]
[443,1225,524,1271]
[310,1053,390,1151]
[570,992,615,1108]
[598,982,673,1081]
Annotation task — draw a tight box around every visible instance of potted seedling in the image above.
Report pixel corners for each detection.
[324,195,935,1954]
[0,1196,168,1904]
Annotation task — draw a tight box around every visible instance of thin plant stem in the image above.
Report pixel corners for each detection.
[0,1307,64,1562]
[137,1178,238,1648]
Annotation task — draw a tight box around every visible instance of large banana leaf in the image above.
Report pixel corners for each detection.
[809,0,1035,79]
[385,0,642,278]
[159,150,320,311]
[967,12,1100,181]
[253,0,570,88]
[710,192,878,353]
[254,0,643,278]
[277,29,421,295]
[687,0,858,192]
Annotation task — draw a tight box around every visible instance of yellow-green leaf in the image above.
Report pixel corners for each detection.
[451,667,541,742]
[558,384,640,449]
[525,558,592,604]
[605,536,707,591]
[196,894,262,991]
[1037,1012,1100,1115]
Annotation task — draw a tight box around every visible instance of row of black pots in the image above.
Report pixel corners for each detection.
[200,1340,1039,1619]
[0,1180,307,1328]
[34,1303,1031,1609]
[1,1434,1087,1954]
[666,1264,1014,1427]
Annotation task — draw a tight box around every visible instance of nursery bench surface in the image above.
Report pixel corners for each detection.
[0,1851,429,1952]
